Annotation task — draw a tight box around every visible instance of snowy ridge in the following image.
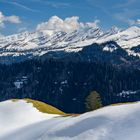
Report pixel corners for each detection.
[0,26,140,59]
[0,100,140,140]
[0,100,59,137]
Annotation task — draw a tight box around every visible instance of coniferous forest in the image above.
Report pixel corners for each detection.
[0,58,139,113]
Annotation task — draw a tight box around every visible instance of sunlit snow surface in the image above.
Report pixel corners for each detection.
[0,100,59,137]
[0,100,140,140]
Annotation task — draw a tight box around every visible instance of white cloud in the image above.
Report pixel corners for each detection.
[18,27,27,33]
[36,16,100,33]
[129,19,140,25]
[85,20,100,28]
[0,11,21,28]
[5,15,21,23]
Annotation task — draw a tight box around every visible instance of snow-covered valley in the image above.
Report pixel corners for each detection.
[0,100,140,140]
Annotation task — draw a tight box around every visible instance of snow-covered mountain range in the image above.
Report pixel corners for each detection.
[0,24,140,63]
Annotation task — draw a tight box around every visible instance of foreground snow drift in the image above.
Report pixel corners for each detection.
[0,100,59,137]
[0,100,140,140]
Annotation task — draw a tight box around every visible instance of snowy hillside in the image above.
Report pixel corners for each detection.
[0,100,140,140]
[0,100,60,137]
[0,17,140,62]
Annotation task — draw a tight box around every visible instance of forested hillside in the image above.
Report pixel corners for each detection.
[0,58,139,113]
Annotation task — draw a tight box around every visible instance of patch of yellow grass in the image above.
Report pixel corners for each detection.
[110,102,138,106]
[63,114,80,117]
[12,99,137,116]
[12,98,66,115]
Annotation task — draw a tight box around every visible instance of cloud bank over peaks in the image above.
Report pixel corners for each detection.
[36,16,100,34]
[0,11,21,28]
[129,19,140,26]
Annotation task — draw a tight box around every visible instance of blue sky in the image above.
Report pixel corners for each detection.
[0,0,140,35]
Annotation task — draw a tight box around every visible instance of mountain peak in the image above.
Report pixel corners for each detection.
[126,26,140,32]
[0,25,140,61]
[110,26,121,33]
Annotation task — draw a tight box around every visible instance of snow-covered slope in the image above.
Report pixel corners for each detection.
[0,100,140,140]
[0,100,60,137]
[97,26,140,56]
[0,26,140,61]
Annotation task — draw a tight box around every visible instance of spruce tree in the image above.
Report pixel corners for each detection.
[85,91,102,111]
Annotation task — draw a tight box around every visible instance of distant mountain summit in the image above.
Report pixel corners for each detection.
[0,26,140,64]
